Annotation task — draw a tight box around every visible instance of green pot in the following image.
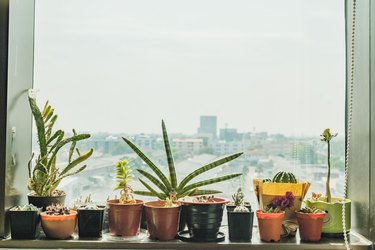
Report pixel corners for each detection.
[305,198,351,235]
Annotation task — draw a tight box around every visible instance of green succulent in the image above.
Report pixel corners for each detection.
[122,120,243,199]
[28,91,93,196]
[114,160,136,204]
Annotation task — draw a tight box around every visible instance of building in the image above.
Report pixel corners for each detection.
[197,116,217,139]
[172,138,203,154]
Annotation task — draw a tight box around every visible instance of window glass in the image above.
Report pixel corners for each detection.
[33,0,345,208]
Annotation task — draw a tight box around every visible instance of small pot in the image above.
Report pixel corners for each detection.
[179,197,228,242]
[144,201,181,241]
[107,199,143,236]
[28,192,66,211]
[9,209,41,239]
[296,211,325,242]
[40,210,77,239]
[227,210,254,242]
[77,207,105,238]
[256,210,285,242]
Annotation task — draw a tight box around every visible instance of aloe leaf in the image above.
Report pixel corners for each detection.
[138,178,166,200]
[178,189,222,198]
[28,95,47,158]
[137,169,169,195]
[134,191,165,197]
[52,165,87,189]
[68,129,78,163]
[122,137,171,191]
[178,152,243,190]
[46,129,63,146]
[45,114,58,139]
[162,120,177,188]
[180,173,242,194]
[60,149,93,176]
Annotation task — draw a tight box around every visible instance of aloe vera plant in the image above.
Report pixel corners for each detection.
[122,120,243,199]
[28,90,93,196]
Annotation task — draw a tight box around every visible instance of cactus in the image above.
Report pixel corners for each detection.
[300,207,325,214]
[320,128,337,203]
[232,187,245,207]
[114,160,136,204]
[11,204,39,211]
[122,120,243,199]
[272,171,297,183]
[27,90,93,196]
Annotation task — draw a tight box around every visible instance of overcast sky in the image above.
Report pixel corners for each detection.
[33,0,345,136]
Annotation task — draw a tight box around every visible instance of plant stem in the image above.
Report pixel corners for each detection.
[326,141,332,202]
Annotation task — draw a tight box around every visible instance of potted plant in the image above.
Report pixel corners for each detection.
[40,204,77,239]
[122,120,242,230]
[296,207,325,242]
[178,195,228,242]
[107,160,143,237]
[227,188,253,242]
[306,128,351,236]
[27,90,93,210]
[226,187,251,212]
[144,198,181,241]
[257,191,295,242]
[9,204,41,239]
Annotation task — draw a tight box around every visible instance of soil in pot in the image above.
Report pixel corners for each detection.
[144,200,181,241]
[256,210,285,242]
[107,199,143,237]
[9,209,40,239]
[296,211,325,242]
[77,206,105,238]
[227,210,254,242]
[179,196,228,242]
[40,208,77,239]
[28,190,66,211]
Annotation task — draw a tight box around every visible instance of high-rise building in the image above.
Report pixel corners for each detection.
[197,116,217,139]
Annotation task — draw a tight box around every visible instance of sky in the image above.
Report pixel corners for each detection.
[33,0,345,136]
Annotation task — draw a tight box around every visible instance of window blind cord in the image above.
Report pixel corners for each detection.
[343,0,356,249]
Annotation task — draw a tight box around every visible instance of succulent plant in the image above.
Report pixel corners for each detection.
[299,207,325,214]
[45,204,71,216]
[272,171,297,183]
[263,192,295,213]
[27,90,93,196]
[232,187,245,207]
[320,128,337,203]
[122,120,243,200]
[11,204,39,211]
[114,160,136,204]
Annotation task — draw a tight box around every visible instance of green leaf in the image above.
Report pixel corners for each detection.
[122,137,171,191]
[137,169,169,195]
[180,173,242,194]
[162,120,177,189]
[134,191,165,197]
[178,152,243,190]
[60,148,93,176]
[138,178,166,200]
[28,94,47,159]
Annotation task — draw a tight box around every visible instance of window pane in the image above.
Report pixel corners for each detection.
[33,0,345,208]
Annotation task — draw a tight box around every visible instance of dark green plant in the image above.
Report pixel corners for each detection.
[28,91,93,196]
[299,207,324,214]
[320,128,337,203]
[11,204,39,211]
[272,171,297,183]
[122,120,243,199]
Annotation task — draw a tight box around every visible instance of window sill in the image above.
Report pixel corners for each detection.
[0,227,372,250]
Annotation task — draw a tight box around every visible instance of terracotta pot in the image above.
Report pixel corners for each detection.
[107,199,143,236]
[179,197,228,242]
[40,210,77,239]
[28,192,66,211]
[144,201,181,241]
[256,210,285,242]
[296,211,325,242]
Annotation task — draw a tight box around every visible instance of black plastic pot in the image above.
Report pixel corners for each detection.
[227,210,254,242]
[178,205,187,231]
[28,193,66,211]
[9,209,40,239]
[182,198,227,242]
[77,208,105,238]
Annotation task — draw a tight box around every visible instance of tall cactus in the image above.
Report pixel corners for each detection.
[28,90,93,196]
[320,128,337,203]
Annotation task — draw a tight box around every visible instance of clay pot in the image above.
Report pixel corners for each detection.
[28,192,66,211]
[107,199,143,236]
[179,197,228,242]
[256,210,285,242]
[40,210,77,239]
[144,201,181,241]
[296,211,325,242]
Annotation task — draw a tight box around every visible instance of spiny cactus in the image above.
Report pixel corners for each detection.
[272,171,297,183]
[232,187,245,207]
[300,207,325,214]
[114,160,136,204]
[28,90,93,196]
